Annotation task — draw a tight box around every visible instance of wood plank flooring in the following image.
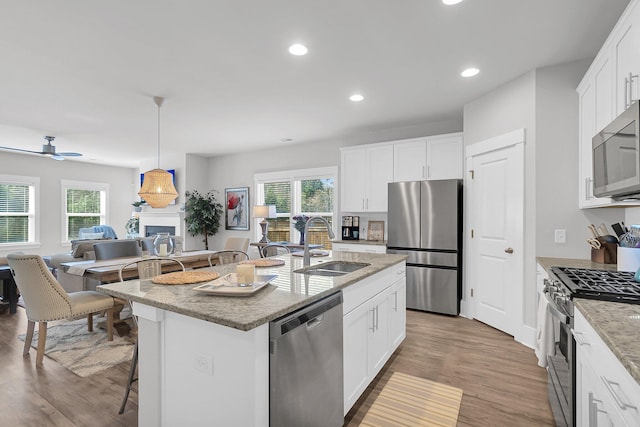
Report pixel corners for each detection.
[0,306,554,426]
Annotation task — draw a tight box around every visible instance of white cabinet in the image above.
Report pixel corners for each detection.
[394,138,427,181]
[576,0,640,208]
[342,262,406,415]
[575,308,640,427]
[332,242,387,254]
[613,5,640,115]
[392,133,463,182]
[341,144,393,212]
[388,272,406,352]
[426,133,463,180]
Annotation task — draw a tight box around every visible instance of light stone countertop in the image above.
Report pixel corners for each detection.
[537,257,640,384]
[334,239,387,246]
[97,251,406,332]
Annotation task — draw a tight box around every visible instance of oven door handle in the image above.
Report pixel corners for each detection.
[543,292,570,324]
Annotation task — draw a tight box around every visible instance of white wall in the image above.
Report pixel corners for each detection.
[536,61,624,259]
[0,151,137,257]
[206,119,463,255]
[463,60,624,330]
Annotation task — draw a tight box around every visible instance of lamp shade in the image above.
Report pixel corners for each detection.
[138,169,179,208]
[252,205,277,219]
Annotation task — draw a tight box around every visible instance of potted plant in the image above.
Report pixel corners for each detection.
[292,215,310,245]
[132,201,144,212]
[184,190,223,250]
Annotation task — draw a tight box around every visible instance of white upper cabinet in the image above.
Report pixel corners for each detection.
[426,133,463,180]
[341,144,394,212]
[394,138,427,181]
[614,5,640,115]
[577,0,640,208]
[393,133,463,182]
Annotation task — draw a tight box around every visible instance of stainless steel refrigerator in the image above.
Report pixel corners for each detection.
[387,180,462,315]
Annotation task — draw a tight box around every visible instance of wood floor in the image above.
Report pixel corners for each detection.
[0,306,554,426]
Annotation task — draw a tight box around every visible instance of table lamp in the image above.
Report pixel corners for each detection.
[253,205,277,243]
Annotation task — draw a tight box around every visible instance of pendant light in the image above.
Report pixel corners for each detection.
[138,96,178,208]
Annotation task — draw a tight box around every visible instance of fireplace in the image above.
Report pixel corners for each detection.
[145,225,176,237]
[138,211,185,248]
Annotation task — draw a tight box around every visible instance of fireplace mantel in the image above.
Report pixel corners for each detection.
[138,211,185,241]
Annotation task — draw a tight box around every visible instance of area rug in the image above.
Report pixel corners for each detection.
[360,372,463,427]
[18,316,134,377]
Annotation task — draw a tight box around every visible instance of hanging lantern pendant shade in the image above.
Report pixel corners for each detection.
[139,169,178,208]
[138,96,178,208]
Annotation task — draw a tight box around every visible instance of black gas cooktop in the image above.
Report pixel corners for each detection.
[551,267,640,304]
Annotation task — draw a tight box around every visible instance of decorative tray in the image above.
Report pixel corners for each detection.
[193,273,277,296]
[291,250,330,257]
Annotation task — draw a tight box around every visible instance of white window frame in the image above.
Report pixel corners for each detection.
[0,174,40,249]
[61,179,109,243]
[254,166,338,242]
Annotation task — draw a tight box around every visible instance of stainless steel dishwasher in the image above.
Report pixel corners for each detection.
[269,291,343,427]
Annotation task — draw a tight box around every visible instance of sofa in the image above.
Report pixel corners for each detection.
[51,236,183,292]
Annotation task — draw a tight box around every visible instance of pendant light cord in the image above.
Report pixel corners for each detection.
[153,96,165,169]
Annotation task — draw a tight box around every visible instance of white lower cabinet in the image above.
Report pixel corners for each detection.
[342,262,406,415]
[575,308,640,427]
[388,275,406,351]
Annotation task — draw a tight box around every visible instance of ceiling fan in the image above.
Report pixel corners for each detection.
[0,136,82,160]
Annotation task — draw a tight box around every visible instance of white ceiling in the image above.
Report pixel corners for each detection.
[0,0,631,168]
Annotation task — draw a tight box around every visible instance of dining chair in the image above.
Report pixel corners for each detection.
[260,244,291,258]
[117,257,185,414]
[208,250,249,267]
[6,253,115,367]
[223,237,250,253]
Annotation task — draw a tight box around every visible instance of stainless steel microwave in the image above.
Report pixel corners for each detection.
[593,101,640,199]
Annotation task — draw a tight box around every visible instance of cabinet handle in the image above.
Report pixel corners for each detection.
[366,198,369,210]
[585,177,593,200]
[573,331,590,346]
[588,392,601,426]
[362,198,365,210]
[422,166,425,179]
[393,291,398,312]
[626,75,630,109]
[601,376,638,410]
[370,308,376,332]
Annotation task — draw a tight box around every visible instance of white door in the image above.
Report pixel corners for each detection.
[468,132,524,336]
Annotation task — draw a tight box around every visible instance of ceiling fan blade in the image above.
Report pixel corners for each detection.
[56,152,82,157]
[0,145,42,155]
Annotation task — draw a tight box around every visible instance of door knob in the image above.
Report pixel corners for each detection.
[505,248,514,254]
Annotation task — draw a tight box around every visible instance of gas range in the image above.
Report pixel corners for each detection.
[550,267,640,305]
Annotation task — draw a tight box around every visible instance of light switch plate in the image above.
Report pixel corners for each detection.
[193,353,214,375]
[554,229,566,244]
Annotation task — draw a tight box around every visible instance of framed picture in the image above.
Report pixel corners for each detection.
[367,220,385,241]
[225,187,250,230]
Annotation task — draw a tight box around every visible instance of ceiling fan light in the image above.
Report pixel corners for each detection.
[138,169,178,208]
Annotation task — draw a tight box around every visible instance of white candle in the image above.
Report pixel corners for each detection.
[236,264,255,284]
[159,243,168,257]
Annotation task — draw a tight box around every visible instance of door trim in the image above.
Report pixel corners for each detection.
[462,129,525,340]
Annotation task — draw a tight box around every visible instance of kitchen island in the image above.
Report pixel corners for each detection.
[98,251,406,427]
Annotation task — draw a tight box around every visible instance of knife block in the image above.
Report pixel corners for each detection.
[591,242,617,264]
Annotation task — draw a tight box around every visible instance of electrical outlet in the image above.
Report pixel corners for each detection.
[194,353,214,375]
[554,229,566,244]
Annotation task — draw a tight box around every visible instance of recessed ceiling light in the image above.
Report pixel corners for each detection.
[280,138,293,143]
[349,94,364,102]
[461,67,480,78]
[288,44,308,56]
[442,0,464,5]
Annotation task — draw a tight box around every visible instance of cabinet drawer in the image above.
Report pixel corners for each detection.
[575,308,640,426]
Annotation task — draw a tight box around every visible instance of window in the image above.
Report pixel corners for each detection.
[255,167,337,249]
[62,180,109,241]
[0,175,39,246]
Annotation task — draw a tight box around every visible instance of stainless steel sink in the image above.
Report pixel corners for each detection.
[294,261,370,277]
